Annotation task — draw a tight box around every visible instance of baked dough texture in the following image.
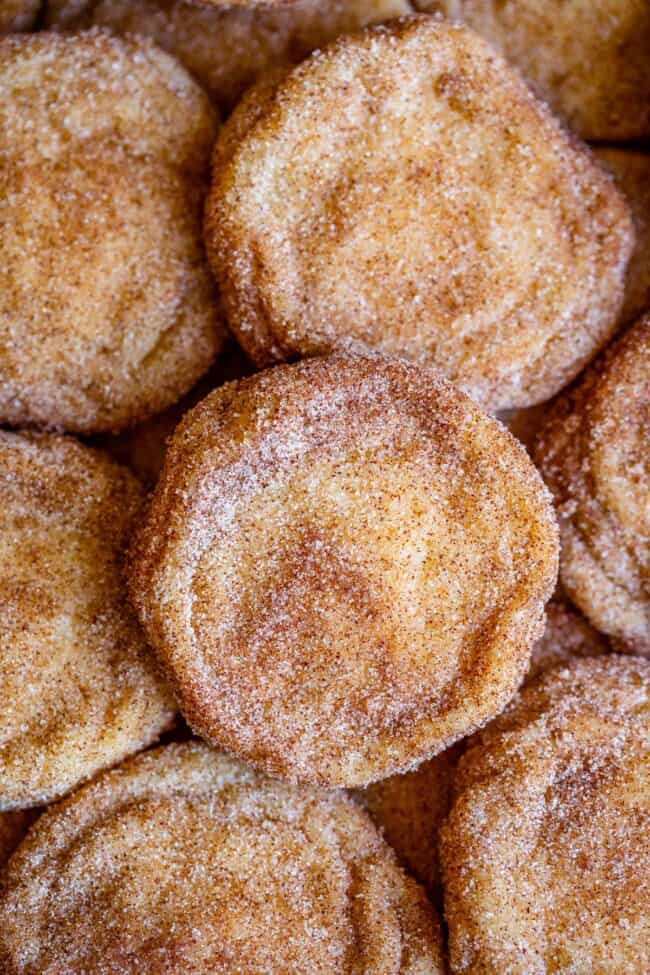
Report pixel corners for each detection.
[0,431,175,810]
[130,353,558,787]
[0,741,445,975]
[441,655,650,974]
[536,316,650,656]
[0,29,226,433]
[206,17,633,411]
[417,0,650,141]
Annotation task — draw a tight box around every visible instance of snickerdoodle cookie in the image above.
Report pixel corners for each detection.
[0,30,226,433]
[536,316,649,656]
[441,656,650,974]
[0,431,174,810]
[0,741,445,974]
[130,353,558,787]
[206,17,632,410]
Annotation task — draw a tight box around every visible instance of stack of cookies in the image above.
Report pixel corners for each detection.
[0,4,648,973]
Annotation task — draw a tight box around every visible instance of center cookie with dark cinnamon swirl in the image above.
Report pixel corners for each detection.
[130,354,558,787]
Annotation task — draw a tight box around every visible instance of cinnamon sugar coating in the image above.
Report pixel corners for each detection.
[97,343,255,486]
[129,353,558,787]
[205,17,633,411]
[416,1,650,141]
[0,0,39,31]
[595,149,650,327]
[536,317,650,656]
[441,656,650,974]
[359,599,608,899]
[0,431,175,810]
[0,29,226,434]
[45,0,412,112]
[0,741,445,975]
[501,149,650,452]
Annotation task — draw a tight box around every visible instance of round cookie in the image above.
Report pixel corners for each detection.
[417,0,650,141]
[536,317,650,656]
[0,741,445,974]
[0,0,39,31]
[44,0,412,112]
[440,656,650,974]
[0,29,226,434]
[0,431,174,810]
[359,599,607,898]
[206,17,633,411]
[595,149,650,326]
[129,353,558,787]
